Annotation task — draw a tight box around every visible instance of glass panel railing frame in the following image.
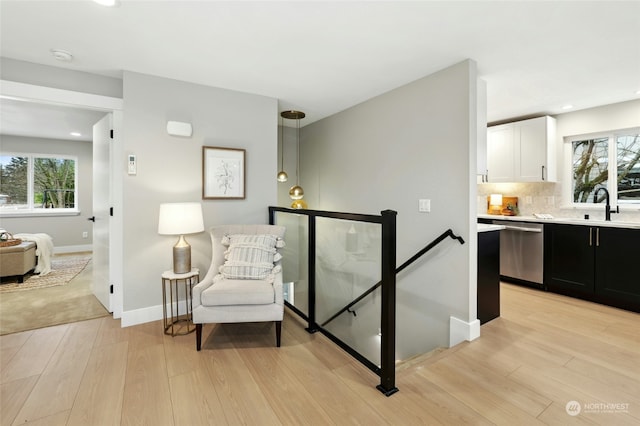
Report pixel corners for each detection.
[270,206,398,396]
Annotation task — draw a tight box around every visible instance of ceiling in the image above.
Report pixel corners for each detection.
[1,1,639,141]
[0,99,107,142]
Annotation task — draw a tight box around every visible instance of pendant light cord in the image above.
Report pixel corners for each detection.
[279,116,284,169]
[296,116,300,185]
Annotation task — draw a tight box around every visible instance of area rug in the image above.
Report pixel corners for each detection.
[0,253,92,293]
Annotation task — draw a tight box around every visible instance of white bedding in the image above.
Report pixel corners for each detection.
[14,233,54,275]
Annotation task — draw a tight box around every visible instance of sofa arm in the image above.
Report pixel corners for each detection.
[273,271,284,306]
[192,276,215,309]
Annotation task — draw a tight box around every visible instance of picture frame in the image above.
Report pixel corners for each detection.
[202,146,246,199]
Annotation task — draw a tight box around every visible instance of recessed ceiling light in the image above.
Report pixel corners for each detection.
[51,49,73,62]
[93,0,120,6]
[70,132,82,137]
[562,104,574,110]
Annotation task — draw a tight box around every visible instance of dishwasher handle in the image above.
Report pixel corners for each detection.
[502,225,543,233]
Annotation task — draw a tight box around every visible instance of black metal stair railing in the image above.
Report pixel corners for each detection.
[270,206,398,396]
[320,229,465,328]
[269,205,466,397]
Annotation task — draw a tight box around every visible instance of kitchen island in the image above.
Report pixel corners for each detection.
[477,224,504,324]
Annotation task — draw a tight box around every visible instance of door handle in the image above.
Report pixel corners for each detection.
[503,225,542,233]
[596,228,600,247]
[589,227,592,246]
[88,216,96,222]
[541,165,545,181]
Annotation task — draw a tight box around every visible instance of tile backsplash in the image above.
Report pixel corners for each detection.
[477,182,640,223]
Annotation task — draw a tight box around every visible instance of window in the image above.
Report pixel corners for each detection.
[0,154,78,214]
[568,128,640,207]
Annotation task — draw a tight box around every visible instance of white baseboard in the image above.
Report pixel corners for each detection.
[449,316,480,347]
[120,302,186,328]
[121,304,164,328]
[55,244,92,254]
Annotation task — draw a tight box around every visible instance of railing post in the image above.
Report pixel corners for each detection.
[268,206,275,225]
[377,209,398,396]
[306,214,318,333]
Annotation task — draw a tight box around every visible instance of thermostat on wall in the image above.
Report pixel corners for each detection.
[128,154,137,175]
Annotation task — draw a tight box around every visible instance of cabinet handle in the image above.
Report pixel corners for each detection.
[541,165,545,181]
[589,227,592,246]
[596,228,600,247]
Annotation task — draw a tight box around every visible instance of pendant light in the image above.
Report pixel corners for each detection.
[280,110,306,209]
[277,114,288,182]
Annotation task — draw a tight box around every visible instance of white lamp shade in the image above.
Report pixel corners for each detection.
[158,202,204,235]
[489,194,503,207]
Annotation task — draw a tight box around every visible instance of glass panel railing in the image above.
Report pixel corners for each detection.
[271,206,398,396]
[274,210,309,317]
[315,217,382,365]
[271,206,463,397]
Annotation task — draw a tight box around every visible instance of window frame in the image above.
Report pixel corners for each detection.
[0,152,80,217]
[563,127,640,211]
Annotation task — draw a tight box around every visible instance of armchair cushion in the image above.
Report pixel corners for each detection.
[201,278,276,306]
[220,234,285,280]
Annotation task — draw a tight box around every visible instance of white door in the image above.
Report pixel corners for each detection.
[92,113,112,312]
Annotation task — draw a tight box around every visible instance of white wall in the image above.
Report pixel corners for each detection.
[300,60,480,358]
[0,135,95,250]
[120,71,278,319]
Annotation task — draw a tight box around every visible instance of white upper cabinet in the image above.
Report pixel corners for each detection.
[487,116,556,183]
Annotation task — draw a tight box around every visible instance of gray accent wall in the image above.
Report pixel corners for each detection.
[0,135,94,248]
[121,71,278,313]
[300,60,480,358]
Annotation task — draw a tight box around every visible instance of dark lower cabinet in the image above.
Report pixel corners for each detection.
[545,224,640,313]
[594,227,640,311]
[544,224,594,294]
[478,230,500,324]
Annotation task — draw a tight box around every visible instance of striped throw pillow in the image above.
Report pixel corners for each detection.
[219,234,283,280]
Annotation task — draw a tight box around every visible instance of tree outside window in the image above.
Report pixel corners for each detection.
[572,137,608,203]
[617,134,640,201]
[0,156,28,207]
[571,130,640,205]
[34,158,76,208]
[0,154,77,211]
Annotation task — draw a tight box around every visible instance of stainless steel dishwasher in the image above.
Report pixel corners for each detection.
[493,220,544,287]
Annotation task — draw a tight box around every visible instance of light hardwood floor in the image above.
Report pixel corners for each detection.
[1,283,638,425]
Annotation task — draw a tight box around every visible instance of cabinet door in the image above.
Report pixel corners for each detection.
[517,117,547,182]
[544,224,595,294]
[487,126,515,182]
[595,227,640,311]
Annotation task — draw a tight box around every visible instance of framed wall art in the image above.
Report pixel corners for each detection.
[202,146,246,199]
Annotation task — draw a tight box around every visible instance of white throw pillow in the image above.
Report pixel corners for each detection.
[219,234,284,280]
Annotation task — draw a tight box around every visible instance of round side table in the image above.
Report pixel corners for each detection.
[162,268,199,336]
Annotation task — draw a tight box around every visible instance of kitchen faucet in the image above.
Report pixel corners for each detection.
[593,187,612,221]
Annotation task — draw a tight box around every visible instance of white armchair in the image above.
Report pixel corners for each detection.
[192,224,286,350]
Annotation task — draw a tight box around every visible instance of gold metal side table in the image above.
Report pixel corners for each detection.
[162,268,199,336]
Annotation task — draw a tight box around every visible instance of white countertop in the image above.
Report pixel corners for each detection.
[478,223,505,233]
[478,214,640,230]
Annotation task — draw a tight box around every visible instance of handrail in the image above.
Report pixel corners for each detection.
[320,228,465,328]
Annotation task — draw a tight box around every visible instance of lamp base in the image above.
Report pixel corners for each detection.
[173,235,191,274]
